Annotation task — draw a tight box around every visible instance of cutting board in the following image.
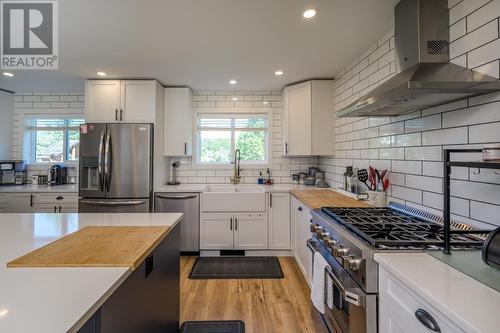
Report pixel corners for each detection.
[7,226,171,269]
[290,189,369,210]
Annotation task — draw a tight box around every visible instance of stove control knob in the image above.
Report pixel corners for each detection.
[342,256,362,271]
[320,232,330,239]
[325,238,338,247]
[332,246,349,257]
[309,224,319,232]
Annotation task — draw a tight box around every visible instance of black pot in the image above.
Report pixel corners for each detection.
[482,226,500,270]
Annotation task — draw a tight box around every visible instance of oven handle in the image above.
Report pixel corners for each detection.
[325,265,365,307]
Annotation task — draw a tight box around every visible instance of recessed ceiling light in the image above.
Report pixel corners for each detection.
[2,72,14,77]
[229,80,237,85]
[232,97,238,101]
[263,101,269,104]
[303,9,317,19]
[275,70,284,76]
[97,71,107,76]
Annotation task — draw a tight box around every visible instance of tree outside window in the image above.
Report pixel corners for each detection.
[30,119,84,163]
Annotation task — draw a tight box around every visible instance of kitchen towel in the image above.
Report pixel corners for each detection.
[311,251,329,314]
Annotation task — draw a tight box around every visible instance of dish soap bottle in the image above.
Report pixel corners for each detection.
[258,171,264,184]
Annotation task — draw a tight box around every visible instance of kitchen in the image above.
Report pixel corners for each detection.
[0,0,499,332]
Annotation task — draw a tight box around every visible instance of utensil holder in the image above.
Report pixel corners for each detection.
[366,190,387,207]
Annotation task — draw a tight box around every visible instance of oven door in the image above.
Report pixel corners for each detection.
[309,237,377,333]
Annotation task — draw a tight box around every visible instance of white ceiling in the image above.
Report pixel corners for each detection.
[0,0,397,92]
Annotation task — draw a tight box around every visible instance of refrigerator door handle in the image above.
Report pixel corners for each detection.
[80,200,147,206]
[97,130,105,192]
[104,132,112,192]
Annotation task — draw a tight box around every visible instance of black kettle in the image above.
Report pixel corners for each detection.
[49,164,68,185]
[482,226,500,270]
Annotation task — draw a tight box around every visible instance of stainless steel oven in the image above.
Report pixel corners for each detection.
[307,237,377,333]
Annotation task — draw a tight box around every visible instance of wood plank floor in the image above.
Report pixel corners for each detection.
[180,256,328,333]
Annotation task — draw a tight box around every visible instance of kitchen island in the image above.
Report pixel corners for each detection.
[0,213,182,333]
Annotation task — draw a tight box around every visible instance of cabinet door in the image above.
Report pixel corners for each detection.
[0,194,11,213]
[268,193,291,249]
[163,88,193,156]
[12,193,36,213]
[379,299,420,333]
[284,81,311,156]
[200,214,234,249]
[120,80,156,123]
[85,80,121,122]
[234,213,268,250]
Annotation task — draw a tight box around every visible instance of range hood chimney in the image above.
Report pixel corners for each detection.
[337,0,500,118]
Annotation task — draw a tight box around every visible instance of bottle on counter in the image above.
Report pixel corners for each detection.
[351,167,359,194]
[258,171,264,184]
[344,166,353,191]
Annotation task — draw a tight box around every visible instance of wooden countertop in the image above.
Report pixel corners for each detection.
[290,189,369,209]
[7,226,171,270]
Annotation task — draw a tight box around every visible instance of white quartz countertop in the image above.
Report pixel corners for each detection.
[154,183,324,193]
[375,252,500,333]
[0,184,78,193]
[0,212,182,333]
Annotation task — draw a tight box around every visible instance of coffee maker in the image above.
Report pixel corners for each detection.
[49,164,68,185]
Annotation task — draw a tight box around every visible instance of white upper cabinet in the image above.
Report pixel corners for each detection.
[85,80,157,123]
[163,87,193,156]
[282,80,335,156]
[120,81,157,123]
[85,80,121,122]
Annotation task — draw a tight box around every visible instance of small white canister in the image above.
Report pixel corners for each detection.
[366,190,387,207]
[482,145,500,162]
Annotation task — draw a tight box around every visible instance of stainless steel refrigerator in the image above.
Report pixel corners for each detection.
[78,123,153,213]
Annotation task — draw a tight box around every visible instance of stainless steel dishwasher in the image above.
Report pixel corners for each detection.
[154,192,200,253]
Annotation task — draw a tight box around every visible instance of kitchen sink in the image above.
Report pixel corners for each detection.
[202,185,266,212]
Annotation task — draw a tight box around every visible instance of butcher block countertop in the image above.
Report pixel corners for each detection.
[7,226,171,269]
[290,189,370,209]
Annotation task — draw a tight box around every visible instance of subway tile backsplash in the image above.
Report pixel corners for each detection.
[320,0,500,229]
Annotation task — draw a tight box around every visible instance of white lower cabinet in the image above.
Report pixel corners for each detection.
[234,213,268,250]
[200,214,234,250]
[0,192,78,213]
[292,196,312,286]
[268,193,291,249]
[379,267,466,333]
[200,213,268,250]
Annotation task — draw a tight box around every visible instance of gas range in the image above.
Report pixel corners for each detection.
[310,202,484,294]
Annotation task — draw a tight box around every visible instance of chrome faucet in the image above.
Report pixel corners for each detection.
[230,149,242,185]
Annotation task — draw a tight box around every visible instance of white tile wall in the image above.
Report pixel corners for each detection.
[12,90,85,180]
[320,0,500,228]
[167,91,319,185]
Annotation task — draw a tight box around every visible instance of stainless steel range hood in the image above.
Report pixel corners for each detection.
[337,0,500,118]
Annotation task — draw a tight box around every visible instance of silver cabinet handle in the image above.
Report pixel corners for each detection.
[155,194,197,200]
[80,200,146,206]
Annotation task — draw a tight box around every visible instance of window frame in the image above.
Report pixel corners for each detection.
[26,116,84,165]
[193,108,273,169]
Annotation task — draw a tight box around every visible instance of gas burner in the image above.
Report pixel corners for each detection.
[321,206,484,250]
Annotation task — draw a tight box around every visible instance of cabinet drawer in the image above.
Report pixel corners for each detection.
[379,267,466,333]
[36,203,79,213]
[37,193,78,204]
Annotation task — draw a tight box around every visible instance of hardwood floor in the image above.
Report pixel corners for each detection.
[180,256,328,333]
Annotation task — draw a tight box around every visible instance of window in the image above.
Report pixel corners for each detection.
[28,119,85,163]
[197,114,269,165]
